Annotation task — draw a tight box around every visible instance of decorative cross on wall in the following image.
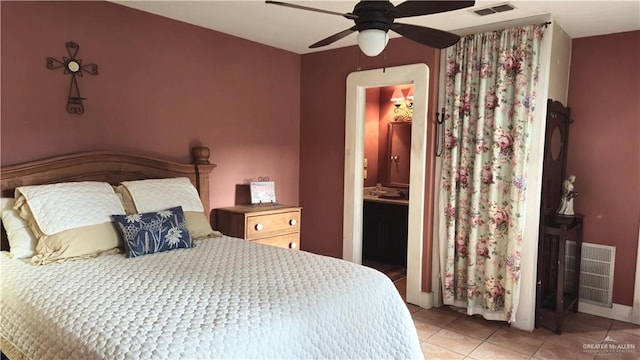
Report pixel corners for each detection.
[46,41,99,114]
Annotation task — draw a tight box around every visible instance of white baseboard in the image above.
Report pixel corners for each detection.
[410,297,635,324]
[409,291,434,309]
[422,291,435,308]
[578,301,638,324]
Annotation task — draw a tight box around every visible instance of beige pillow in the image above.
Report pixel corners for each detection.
[13,181,126,265]
[14,196,123,265]
[30,223,121,265]
[114,185,138,214]
[116,184,220,239]
[184,211,222,239]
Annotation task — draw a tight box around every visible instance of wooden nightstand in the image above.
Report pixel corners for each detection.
[214,204,301,250]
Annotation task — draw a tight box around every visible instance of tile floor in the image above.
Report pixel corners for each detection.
[393,278,640,360]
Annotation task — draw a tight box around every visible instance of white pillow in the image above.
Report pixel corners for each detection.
[117,177,219,240]
[119,177,204,213]
[15,181,125,235]
[1,198,37,259]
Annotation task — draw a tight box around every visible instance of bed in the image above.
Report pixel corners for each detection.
[0,147,422,360]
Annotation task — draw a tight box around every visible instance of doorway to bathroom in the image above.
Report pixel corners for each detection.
[361,84,413,284]
[343,64,431,307]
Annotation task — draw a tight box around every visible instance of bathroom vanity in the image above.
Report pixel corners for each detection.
[361,118,412,271]
[362,187,408,267]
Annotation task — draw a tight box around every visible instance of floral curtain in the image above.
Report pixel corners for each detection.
[440,24,546,321]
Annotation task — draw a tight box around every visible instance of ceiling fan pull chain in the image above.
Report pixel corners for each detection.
[383,49,387,73]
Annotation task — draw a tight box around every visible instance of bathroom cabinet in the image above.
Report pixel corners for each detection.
[362,200,408,266]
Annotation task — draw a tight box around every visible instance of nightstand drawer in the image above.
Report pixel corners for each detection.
[246,211,300,240]
[253,233,300,250]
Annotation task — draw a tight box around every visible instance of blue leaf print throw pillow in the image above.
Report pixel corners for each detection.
[112,206,194,258]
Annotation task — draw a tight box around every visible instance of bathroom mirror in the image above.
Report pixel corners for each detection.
[387,121,412,187]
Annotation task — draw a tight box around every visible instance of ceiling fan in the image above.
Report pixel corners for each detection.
[265,0,475,56]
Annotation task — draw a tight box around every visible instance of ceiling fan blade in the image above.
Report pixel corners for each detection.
[265,1,358,20]
[394,1,475,18]
[391,23,460,49]
[309,27,357,48]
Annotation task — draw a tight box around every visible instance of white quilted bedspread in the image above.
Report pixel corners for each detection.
[0,236,422,360]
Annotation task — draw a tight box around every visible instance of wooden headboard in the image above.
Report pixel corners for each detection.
[1,146,217,251]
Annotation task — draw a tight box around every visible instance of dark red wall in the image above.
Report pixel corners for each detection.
[1,1,300,210]
[567,30,639,306]
[300,39,440,291]
[14,1,634,307]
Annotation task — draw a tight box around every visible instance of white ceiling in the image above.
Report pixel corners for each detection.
[113,1,640,54]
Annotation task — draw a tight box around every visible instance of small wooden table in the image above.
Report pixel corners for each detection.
[536,213,584,334]
[213,204,302,250]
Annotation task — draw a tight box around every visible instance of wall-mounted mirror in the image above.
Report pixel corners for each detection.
[550,126,562,161]
[387,121,412,187]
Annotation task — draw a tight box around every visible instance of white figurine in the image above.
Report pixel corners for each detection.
[557,174,577,216]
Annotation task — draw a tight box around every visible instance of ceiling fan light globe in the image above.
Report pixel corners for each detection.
[357,29,388,57]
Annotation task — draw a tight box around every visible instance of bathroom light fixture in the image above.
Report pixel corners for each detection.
[390,87,413,122]
[406,87,414,101]
[390,88,405,103]
[357,29,389,57]
[405,86,414,109]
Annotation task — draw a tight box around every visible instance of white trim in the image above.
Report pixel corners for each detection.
[578,302,638,325]
[511,15,554,331]
[344,64,429,306]
[431,51,449,309]
[418,292,434,309]
[633,225,640,324]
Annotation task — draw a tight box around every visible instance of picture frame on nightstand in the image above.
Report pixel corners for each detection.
[250,180,277,205]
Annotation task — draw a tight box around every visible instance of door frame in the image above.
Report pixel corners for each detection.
[343,64,432,307]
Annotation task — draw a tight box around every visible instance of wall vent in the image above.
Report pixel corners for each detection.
[472,3,515,16]
[564,241,615,307]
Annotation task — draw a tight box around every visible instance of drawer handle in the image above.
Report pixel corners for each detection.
[289,242,297,249]
[289,219,297,226]
[255,223,263,231]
